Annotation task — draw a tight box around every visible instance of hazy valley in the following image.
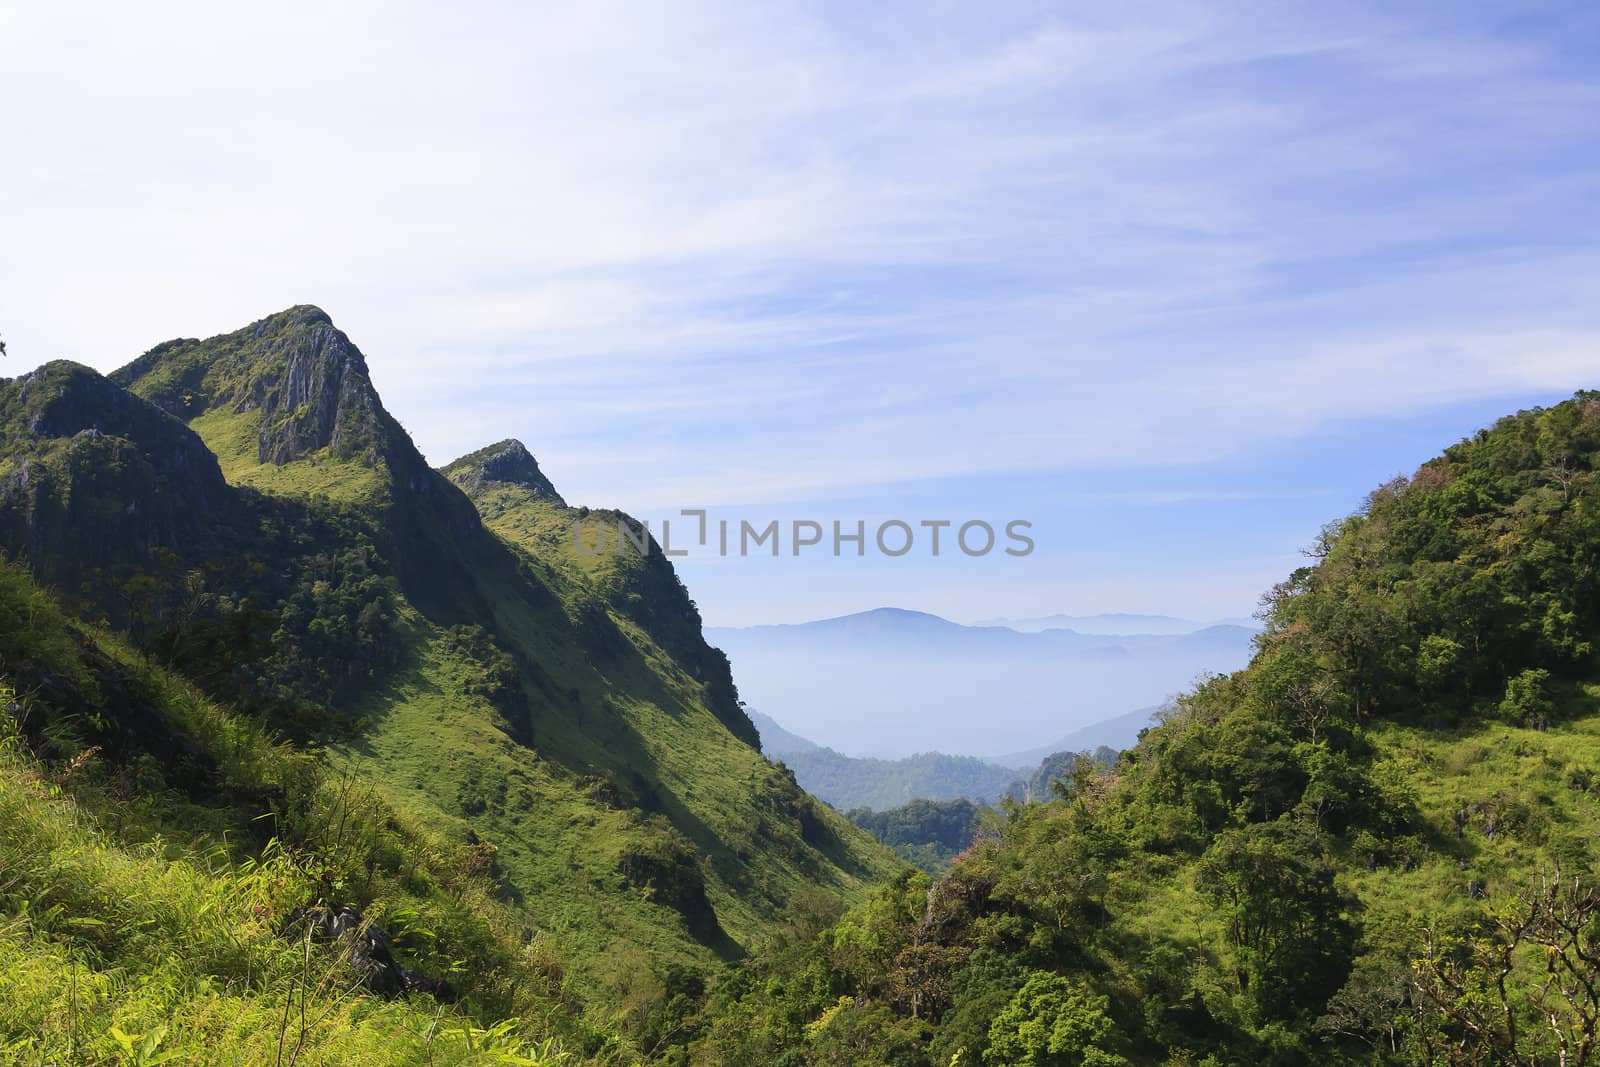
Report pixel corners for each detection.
[707,609,1256,757]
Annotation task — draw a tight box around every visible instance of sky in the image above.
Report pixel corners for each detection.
[3,1,1599,626]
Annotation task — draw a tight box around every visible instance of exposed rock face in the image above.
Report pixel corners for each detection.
[246,314,384,467]
[115,305,491,568]
[114,305,390,470]
[447,439,566,505]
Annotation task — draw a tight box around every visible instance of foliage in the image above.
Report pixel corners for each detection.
[1412,869,1600,1065]
[984,972,1127,1067]
[8,313,1600,1063]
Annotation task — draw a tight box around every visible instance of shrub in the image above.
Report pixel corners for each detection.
[1499,669,1553,726]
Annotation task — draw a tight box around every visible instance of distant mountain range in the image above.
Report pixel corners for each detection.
[990,705,1161,769]
[749,710,1019,809]
[708,607,1256,756]
[749,707,1137,811]
[747,709,823,755]
[973,612,1254,635]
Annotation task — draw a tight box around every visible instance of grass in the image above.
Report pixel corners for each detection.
[188,406,386,504]
[1345,701,1600,915]
[328,592,898,1016]
[0,766,575,1065]
[133,385,899,1018]
[0,565,598,1065]
[0,729,586,1066]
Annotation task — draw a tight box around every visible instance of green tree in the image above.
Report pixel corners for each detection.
[1498,667,1553,726]
[984,972,1128,1067]
[1196,823,1359,1020]
[1416,634,1465,695]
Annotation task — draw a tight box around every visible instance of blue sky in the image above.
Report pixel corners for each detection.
[3,1,1598,625]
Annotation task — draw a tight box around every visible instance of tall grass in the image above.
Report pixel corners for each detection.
[0,561,606,1065]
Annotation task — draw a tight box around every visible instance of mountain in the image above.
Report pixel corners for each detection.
[747,708,822,755]
[770,746,1019,812]
[973,611,1210,635]
[689,390,1600,1065]
[439,436,758,747]
[706,608,1257,755]
[749,709,1016,809]
[10,307,1596,1064]
[990,704,1161,769]
[0,306,897,1024]
[749,709,1116,812]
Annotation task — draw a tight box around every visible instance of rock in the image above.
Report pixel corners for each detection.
[280,905,458,1002]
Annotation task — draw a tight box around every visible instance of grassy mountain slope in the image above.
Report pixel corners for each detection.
[686,391,1600,1065]
[0,307,897,1036]
[429,439,894,945]
[0,561,595,1065]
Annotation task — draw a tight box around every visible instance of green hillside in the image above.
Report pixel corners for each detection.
[0,560,593,1064]
[0,307,897,1057]
[683,392,1600,1065]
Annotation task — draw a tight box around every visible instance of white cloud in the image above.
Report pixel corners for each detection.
[2,0,1597,520]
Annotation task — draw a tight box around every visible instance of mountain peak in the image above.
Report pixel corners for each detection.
[5,359,218,459]
[273,303,332,325]
[236,304,335,339]
[441,439,565,506]
[0,360,235,589]
[109,305,409,499]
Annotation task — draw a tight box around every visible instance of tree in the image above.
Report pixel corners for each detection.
[985,972,1128,1067]
[1499,668,1554,727]
[1196,823,1360,1019]
[1413,870,1600,1066]
[1319,955,1413,1058]
[1416,634,1466,696]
